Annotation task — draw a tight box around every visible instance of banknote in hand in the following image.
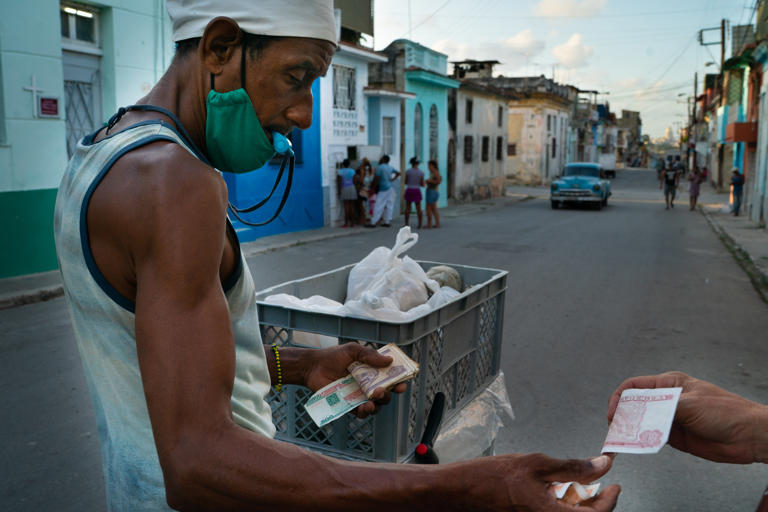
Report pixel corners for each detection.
[347,343,419,399]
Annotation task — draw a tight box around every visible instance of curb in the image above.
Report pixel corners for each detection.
[700,207,768,305]
[0,285,65,311]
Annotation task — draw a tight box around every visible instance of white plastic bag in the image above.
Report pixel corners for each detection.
[262,294,344,348]
[346,227,439,313]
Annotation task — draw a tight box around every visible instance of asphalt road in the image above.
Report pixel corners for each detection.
[1,169,766,511]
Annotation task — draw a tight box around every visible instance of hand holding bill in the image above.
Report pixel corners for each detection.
[607,371,768,464]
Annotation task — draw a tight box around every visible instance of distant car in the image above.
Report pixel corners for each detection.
[550,163,612,210]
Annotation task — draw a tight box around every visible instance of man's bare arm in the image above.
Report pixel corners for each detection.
[129,153,619,512]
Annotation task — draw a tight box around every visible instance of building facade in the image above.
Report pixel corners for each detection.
[0,0,172,278]
[448,60,508,202]
[369,40,459,209]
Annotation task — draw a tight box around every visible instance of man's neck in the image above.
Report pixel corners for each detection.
[136,58,207,155]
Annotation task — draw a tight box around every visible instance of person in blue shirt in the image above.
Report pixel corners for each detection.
[731,168,745,216]
[337,158,357,227]
[366,155,400,227]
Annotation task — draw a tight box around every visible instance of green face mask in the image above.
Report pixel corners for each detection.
[204,45,276,173]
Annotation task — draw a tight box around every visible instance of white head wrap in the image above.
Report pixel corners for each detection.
[166,0,338,45]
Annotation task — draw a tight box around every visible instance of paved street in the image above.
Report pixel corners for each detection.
[1,169,767,511]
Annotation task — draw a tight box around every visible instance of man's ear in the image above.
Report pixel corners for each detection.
[199,17,242,76]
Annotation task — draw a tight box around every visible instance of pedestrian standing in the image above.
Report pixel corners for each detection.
[363,162,376,218]
[337,158,357,227]
[660,162,679,209]
[366,155,399,227]
[688,167,704,211]
[731,168,745,216]
[355,158,372,225]
[404,157,424,229]
[425,159,442,228]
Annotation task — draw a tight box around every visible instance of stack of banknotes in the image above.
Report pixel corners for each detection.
[304,343,419,427]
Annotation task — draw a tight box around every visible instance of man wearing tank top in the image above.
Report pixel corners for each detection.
[51,1,621,510]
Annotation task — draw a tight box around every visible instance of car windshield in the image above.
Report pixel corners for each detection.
[564,166,600,178]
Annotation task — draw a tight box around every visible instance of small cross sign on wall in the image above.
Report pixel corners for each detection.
[23,75,45,118]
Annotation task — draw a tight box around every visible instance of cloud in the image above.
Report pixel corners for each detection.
[432,29,546,75]
[534,0,608,17]
[552,34,593,68]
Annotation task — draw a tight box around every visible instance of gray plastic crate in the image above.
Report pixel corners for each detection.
[255,261,507,463]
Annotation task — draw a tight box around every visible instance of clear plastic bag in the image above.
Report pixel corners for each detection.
[432,372,515,463]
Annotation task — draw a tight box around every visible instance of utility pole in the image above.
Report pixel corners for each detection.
[692,72,698,170]
[721,18,726,74]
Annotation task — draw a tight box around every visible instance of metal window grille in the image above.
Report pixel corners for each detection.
[382,117,394,155]
[414,103,423,159]
[465,99,473,124]
[496,137,503,160]
[464,135,473,163]
[481,136,489,162]
[429,105,438,161]
[333,65,356,110]
[64,80,96,157]
[507,143,516,156]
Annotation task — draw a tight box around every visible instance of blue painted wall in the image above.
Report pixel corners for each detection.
[224,80,324,242]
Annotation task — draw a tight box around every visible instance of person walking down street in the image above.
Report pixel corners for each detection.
[337,158,357,227]
[425,159,442,228]
[688,167,704,211]
[404,157,425,229]
[660,162,680,209]
[731,168,745,216]
[366,154,399,227]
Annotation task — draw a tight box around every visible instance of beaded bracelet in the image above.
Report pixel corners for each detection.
[271,344,283,393]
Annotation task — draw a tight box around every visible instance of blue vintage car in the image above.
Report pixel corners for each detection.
[550,163,612,210]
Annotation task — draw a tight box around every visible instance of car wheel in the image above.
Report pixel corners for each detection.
[551,200,559,209]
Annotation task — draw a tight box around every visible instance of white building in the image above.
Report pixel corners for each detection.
[448,61,508,201]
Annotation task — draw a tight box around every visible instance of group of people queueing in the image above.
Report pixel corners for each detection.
[336,155,442,229]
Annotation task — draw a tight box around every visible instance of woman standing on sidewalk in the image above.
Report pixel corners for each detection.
[425,159,442,228]
[404,157,425,229]
[336,159,357,227]
[688,167,704,211]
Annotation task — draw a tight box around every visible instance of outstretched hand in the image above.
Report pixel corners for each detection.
[460,453,620,511]
[304,343,407,419]
[607,371,768,464]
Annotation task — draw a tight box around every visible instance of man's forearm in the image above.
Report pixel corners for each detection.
[265,345,313,388]
[167,422,467,512]
[752,403,768,463]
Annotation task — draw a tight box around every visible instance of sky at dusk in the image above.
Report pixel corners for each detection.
[373,0,751,139]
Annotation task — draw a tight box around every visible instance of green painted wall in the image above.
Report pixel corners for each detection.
[0,189,59,278]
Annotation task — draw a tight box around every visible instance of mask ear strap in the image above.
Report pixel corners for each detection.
[240,37,247,89]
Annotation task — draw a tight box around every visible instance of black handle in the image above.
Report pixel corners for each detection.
[413,392,445,464]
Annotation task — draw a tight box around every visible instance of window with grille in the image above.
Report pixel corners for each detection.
[61,4,99,47]
[382,117,394,155]
[552,138,557,158]
[464,135,473,163]
[333,65,356,110]
[429,105,438,161]
[466,99,473,124]
[498,105,503,127]
[496,137,503,160]
[481,136,489,162]
[507,143,517,156]
[414,103,423,159]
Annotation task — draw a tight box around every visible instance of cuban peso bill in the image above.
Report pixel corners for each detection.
[347,343,419,399]
[303,375,368,428]
[602,387,682,454]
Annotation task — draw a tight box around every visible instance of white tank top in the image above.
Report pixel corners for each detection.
[53,119,275,511]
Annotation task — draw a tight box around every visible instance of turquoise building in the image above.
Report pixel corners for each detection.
[0,1,172,278]
[369,40,458,209]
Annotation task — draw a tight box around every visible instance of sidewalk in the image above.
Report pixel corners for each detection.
[0,195,526,310]
[697,184,768,303]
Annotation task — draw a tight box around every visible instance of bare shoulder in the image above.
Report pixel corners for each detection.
[88,140,229,297]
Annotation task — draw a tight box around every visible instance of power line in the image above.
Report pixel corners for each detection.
[397,0,453,40]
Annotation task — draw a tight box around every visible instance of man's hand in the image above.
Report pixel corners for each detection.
[607,371,768,464]
[304,343,407,418]
[459,453,620,511]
